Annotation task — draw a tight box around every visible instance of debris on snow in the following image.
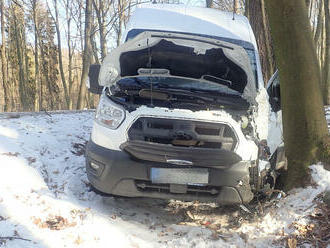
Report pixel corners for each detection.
[32,215,77,231]
[71,142,87,156]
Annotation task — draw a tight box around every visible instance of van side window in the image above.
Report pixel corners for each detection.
[267,71,281,112]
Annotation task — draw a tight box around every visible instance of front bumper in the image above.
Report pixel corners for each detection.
[85,140,254,205]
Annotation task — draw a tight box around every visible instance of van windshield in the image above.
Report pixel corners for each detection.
[125,29,258,88]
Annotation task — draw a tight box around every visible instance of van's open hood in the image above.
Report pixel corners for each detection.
[99,31,257,104]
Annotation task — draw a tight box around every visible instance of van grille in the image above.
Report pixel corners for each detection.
[135,180,221,196]
[122,118,241,167]
[128,118,237,150]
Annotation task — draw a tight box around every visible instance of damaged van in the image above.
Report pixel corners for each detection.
[85,4,285,205]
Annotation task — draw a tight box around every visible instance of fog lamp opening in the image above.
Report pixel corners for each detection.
[90,162,100,170]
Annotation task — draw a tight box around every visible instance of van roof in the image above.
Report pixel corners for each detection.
[124,4,257,50]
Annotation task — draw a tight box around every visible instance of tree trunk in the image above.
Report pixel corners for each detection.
[265,0,329,189]
[32,0,40,111]
[323,0,330,104]
[93,0,107,60]
[0,0,10,111]
[39,40,55,110]
[77,0,92,109]
[233,0,239,14]
[245,0,250,18]
[54,0,69,109]
[64,0,73,110]
[99,1,107,60]
[91,34,99,64]
[12,7,28,111]
[116,0,126,47]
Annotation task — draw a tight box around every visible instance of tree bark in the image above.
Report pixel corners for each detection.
[0,0,10,111]
[93,0,107,60]
[32,0,40,111]
[116,0,127,47]
[77,0,92,109]
[39,37,55,110]
[12,6,28,111]
[116,0,122,47]
[233,0,239,14]
[68,14,73,109]
[64,0,74,109]
[53,0,69,109]
[265,0,329,189]
[323,0,330,104]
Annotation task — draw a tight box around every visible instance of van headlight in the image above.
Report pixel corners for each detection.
[95,94,125,129]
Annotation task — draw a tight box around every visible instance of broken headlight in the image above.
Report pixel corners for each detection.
[95,94,125,129]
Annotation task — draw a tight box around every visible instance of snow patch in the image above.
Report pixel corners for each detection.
[0,111,329,247]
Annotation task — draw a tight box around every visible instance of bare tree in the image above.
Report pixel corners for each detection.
[10,3,31,111]
[30,0,41,111]
[0,0,10,111]
[77,0,93,109]
[324,0,330,104]
[116,0,125,46]
[92,0,111,60]
[51,0,70,109]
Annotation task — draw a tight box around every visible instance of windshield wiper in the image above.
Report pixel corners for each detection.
[117,77,241,98]
[146,87,216,102]
[152,87,249,109]
[153,83,240,98]
[201,75,232,87]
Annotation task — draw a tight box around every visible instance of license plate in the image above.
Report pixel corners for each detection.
[150,168,209,184]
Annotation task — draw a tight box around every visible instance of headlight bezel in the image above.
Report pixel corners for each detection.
[95,93,126,129]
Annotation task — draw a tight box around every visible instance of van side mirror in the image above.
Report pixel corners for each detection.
[86,64,103,94]
[266,70,281,112]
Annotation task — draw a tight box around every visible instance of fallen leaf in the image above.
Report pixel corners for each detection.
[287,237,297,248]
[32,215,76,230]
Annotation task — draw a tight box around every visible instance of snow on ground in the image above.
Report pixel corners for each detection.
[0,108,329,248]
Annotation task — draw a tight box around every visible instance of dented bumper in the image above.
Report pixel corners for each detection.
[85,140,254,205]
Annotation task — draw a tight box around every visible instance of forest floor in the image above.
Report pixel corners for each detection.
[0,108,329,248]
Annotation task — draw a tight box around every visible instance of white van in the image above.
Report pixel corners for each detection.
[85,4,284,205]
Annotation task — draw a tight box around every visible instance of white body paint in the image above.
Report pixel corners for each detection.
[91,105,259,160]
